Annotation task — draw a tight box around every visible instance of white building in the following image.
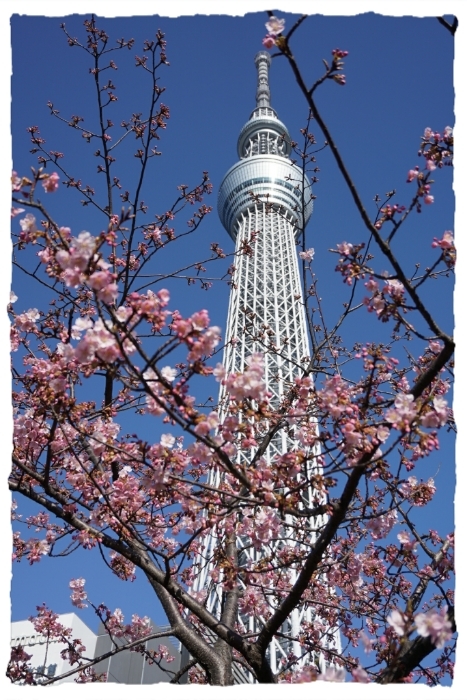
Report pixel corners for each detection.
[10,613,97,684]
[11,614,181,684]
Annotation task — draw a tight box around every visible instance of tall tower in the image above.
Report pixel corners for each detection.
[189,52,340,681]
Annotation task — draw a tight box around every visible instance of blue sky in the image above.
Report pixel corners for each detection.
[3,2,466,699]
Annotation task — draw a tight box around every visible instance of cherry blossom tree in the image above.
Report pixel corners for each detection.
[9,14,455,687]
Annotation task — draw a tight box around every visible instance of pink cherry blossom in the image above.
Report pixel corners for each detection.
[387,609,408,636]
[11,170,22,191]
[397,531,418,552]
[157,645,175,664]
[55,231,98,288]
[30,605,73,639]
[106,609,125,637]
[74,318,122,364]
[414,606,452,648]
[19,213,36,233]
[299,247,315,261]
[265,16,285,36]
[143,369,165,416]
[161,365,177,382]
[376,425,390,443]
[24,538,50,564]
[157,288,170,305]
[351,666,370,682]
[125,614,153,642]
[239,586,270,617]
[262,35,276,49]
[238,507,282,550]
[42,171,60,192]
[421,396,448,428]
[15,308,40,333]
[336,241,354,255]
[383,278,405,300]
[385,392,417,428]
[88,270,119,304]
[407,167,420,182]
[290,666,318,683]
[171,316,192,338]
[364,277,379,293]
[194,411,219,436]
[160,433,175,448]
[399,476,436,506]
[190,309,210,331]
[367,510,398,540]
[223,352,269,402]
[71,316,93,339]
[432,230,454,250]
[187,325,221,361]
[69,578,88,608]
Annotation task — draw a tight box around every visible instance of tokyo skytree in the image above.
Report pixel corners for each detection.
[189,51,341,681]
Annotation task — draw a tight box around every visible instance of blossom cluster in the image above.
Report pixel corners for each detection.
[262,16,285,49]
[237,507,282,550]
[70,578,88,608]
[334,241,366,285]
[403,126,453,213]
[387,605,452,649]
[432,230,455,268]
[329,48,349,85]
[419,126,453,170]
[171,308,221,361]
[103,608,153,642]
[214,353,267,405]
[363,276,407,321]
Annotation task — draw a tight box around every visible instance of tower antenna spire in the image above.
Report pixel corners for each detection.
[254,51,272,108]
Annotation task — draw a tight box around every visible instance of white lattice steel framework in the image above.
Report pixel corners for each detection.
[190,52,341,680]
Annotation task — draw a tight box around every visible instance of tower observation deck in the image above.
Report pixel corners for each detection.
[218,52,313,239]
[189,51,341,682]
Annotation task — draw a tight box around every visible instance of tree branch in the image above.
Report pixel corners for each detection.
[437,17,458,36]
